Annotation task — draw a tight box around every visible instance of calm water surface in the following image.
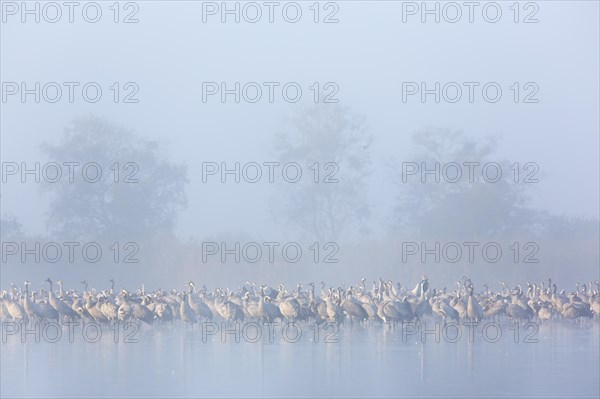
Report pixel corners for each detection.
[2,321,599,398]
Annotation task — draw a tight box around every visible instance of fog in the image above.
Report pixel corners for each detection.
[1,1,598,290]
[1,2,599,397]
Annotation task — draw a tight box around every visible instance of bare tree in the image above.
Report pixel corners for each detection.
[271,104,372,242]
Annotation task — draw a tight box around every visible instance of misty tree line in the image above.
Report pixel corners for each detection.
[1,108,598,287]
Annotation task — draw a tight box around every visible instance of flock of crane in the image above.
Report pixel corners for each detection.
[1,277,599,327]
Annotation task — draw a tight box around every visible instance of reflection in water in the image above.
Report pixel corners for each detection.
[2,321,599,398]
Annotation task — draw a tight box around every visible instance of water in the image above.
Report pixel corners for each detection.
[2,321,599,398]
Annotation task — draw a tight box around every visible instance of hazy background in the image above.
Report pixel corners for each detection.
[1,1,599,291]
